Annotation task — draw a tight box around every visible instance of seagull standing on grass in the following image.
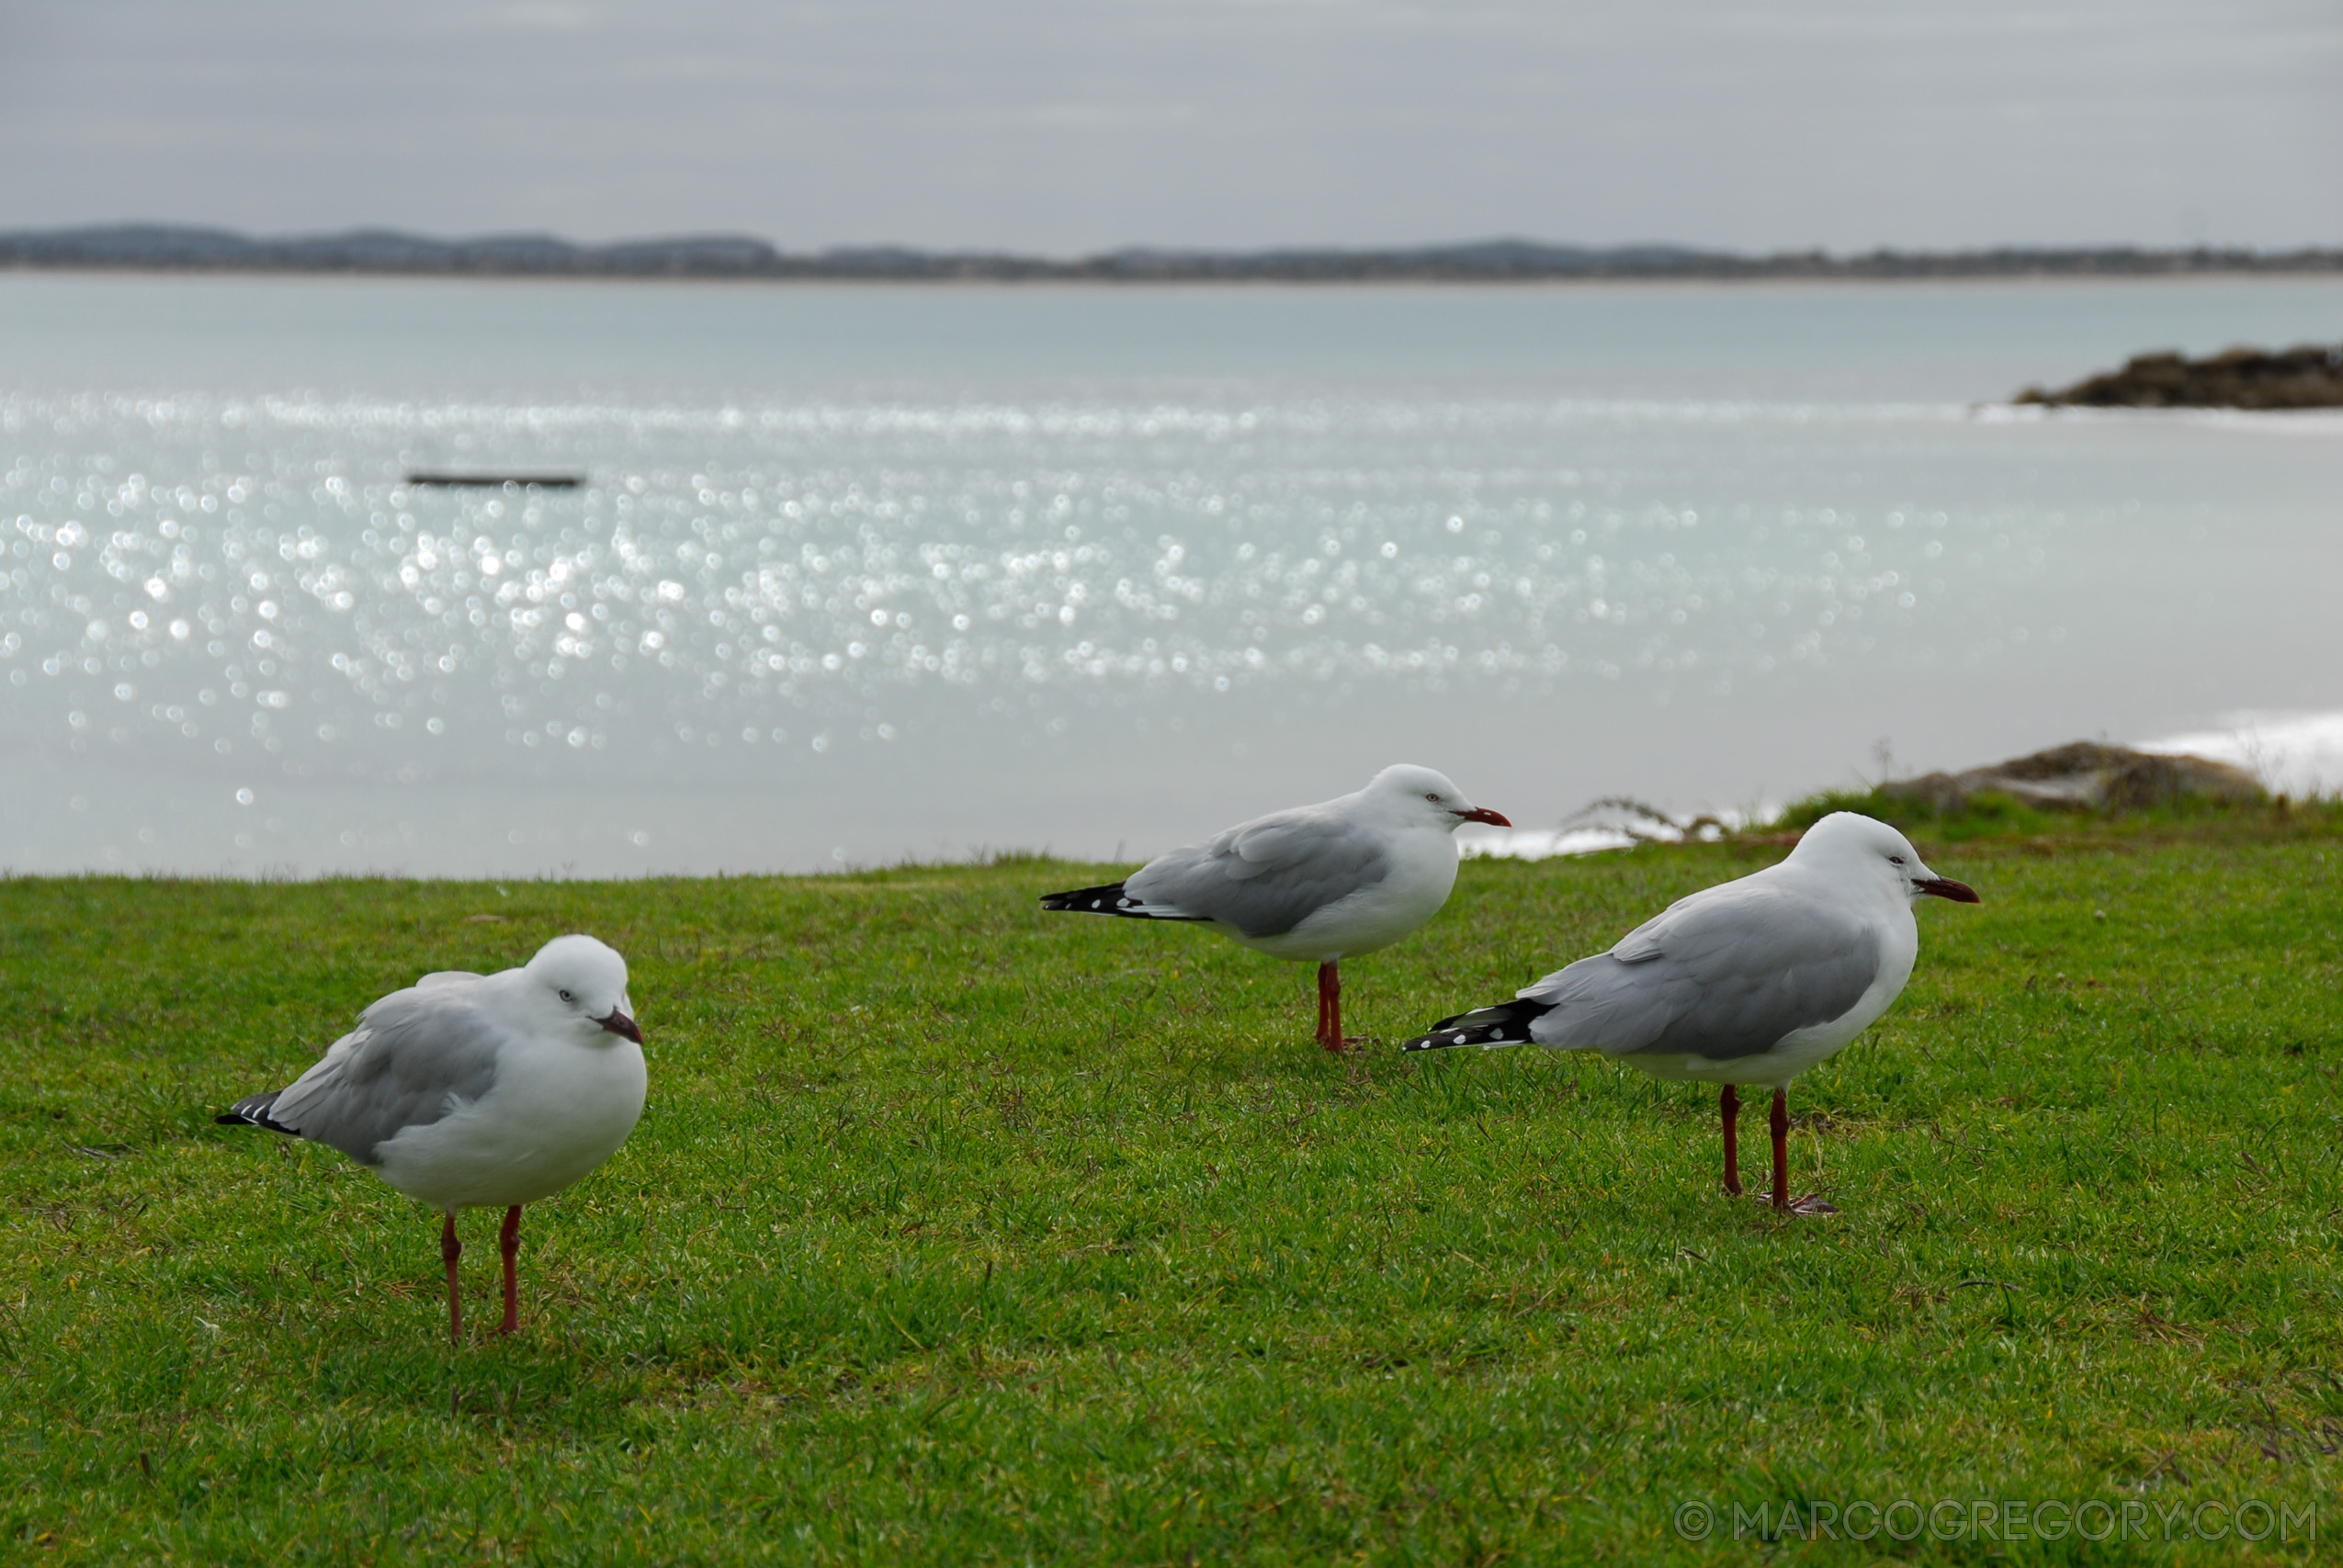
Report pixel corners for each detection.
[1041,764,1511,1051]
[215,934,646,1344]
[1403,813,1978,1213]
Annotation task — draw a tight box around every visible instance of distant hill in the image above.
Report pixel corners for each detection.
[3,224,2339,282]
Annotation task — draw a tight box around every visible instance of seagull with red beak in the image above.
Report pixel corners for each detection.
[1043,764,1511,1050]
[1405,812,1978,1213]
[217,934,646,1343]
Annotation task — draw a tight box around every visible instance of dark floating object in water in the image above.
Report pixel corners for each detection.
[2015,344,2343,409]
[405,472,583,489]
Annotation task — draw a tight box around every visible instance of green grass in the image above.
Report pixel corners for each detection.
[6,818,2342,1563]
[1771,788,2341,845]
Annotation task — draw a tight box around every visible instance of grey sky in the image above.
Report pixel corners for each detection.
[3,1,2337,253]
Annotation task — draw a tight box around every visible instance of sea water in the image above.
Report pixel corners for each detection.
[3,275,2338,875]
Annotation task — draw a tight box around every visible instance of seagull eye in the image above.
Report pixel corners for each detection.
[1425,793,1442,802]
[1889,856,1906,865]
[559,988,574,1002]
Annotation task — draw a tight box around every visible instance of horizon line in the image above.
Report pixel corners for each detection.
[4,222,2341,284]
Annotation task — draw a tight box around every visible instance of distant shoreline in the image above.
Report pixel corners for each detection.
[5,224,2340,285]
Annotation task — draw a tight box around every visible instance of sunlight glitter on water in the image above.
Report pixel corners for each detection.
[2,389,2021,798]
[4,276,2340,874]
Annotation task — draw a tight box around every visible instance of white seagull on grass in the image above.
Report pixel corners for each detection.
[1042,764,1511,1051]
[216,934,646,1343]
[1403,812,1978,1213]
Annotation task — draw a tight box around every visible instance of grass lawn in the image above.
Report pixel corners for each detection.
[5,813,2341,1562]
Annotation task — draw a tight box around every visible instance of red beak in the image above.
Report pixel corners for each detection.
[597,1009,644,1043]
[1454,807,1511,828]
[1915,876,1980,904]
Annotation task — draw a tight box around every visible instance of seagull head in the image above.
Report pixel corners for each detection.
[1366,763,1512,831]
[523,934,642,1044]
[1792,811,1980,906]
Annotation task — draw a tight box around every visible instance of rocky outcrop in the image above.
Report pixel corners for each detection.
[1881,742,2264,815]
[2016,345,2343,409]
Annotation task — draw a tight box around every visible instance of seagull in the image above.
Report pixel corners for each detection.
[215,934,646,1344]
[1402,812,1978,1213]
[1041,764,1511,1051]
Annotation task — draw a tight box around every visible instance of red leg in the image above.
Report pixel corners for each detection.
[498,1205,523,1336]
[440,1212,463,1347]
[1720,1085,1742,1197]
[1770,1088,1790,1212]
[1318,961,1344,1053]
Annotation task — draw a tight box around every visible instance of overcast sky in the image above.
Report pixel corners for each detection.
[3,1,2337,254]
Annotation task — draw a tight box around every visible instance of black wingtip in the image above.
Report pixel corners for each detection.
[1040,879,1117,910]
[1400,998,1556,1053]
[1040,881,1143,915]
[1038,881,1211,922]
[1400,1023,1526,1052]
[215,1091,299,1135]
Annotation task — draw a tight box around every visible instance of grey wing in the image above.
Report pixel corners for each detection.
[1125,807,1390,939]
[263,986,508,1165]
[1522,883,1881,1060]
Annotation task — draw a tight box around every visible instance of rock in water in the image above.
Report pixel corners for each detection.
[1881,742,2263,815]
[2015,345,2343,409]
